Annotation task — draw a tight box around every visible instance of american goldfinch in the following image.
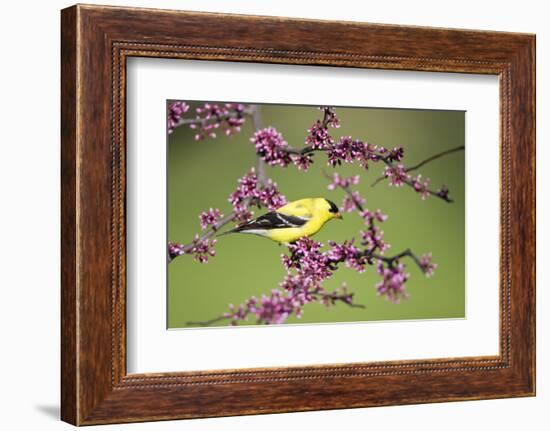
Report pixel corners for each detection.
[220,198,342,244]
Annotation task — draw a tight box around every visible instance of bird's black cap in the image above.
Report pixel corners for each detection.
[325,199,340,214]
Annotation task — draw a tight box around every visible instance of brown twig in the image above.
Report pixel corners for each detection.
[367,248,426,273]
[186,315,231,327]
[172,106,254,129]
[371,145,465,187]
[375,155,454,202]
[186,289,365,327]
[179,212,237,254]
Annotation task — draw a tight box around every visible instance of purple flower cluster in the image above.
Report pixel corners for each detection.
[305,106,340,150]
[419,253,437,277]
[189,235,217,263]
[360,209,389,224]
[383,164,448,201]
[376,262,410,303]
[225,285,336,325]
[327,173,360,191]
[167,236,217,264]
[384,164,409,187]
[341,191,366,213]
[412,174,431,200]
[327,239,367,272]
[229,169,287,222]
[168,242,186,262]
[252,127,292,167]
[326,137,391,169]
[359,209,390,255]
[322,106,341,128]
[283,237,333,284]
[253,127,315,171]
[303,108,405,171]
[292,154,314,171]
[199,208,223,230]
[167,101,190,134]
[189,103,247,141]
[385,147,405,163]
[225,290,308,325]
[306,120,334,150]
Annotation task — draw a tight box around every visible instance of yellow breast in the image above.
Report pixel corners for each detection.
[266,217,328,244]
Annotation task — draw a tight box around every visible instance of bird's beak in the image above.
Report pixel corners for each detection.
[334,213,343,220]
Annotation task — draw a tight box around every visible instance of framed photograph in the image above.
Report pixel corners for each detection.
[61,4,535,425]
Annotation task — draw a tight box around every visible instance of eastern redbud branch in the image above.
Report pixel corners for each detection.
[172,106,254,129]
[400,145,465,174]
[168,211,239,263]
[370,145,465,187]
[186,288,364,327]
[179,212,237,254]
[323,175,430,273]
[186,315,231,327]
[328,295,366,309]
[378,156,454,203]
[324,148,454,203]
[368,248,426,273]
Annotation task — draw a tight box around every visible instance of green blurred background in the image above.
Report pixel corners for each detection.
[167,103,465,328]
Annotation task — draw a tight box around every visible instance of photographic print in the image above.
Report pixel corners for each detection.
[167,102,465,328]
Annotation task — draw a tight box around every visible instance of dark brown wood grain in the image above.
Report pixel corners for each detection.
[61,4,536,425]
[60,5,78,425]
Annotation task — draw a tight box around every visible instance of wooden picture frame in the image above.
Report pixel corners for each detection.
[61,4,535,425]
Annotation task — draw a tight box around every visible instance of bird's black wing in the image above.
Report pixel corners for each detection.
[234,211,308,231]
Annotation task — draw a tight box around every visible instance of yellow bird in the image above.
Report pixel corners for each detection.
[220,198,342,245]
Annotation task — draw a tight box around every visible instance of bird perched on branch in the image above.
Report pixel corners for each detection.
[219,198,342,245]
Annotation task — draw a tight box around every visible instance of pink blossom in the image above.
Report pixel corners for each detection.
[384,164,410,187]
[291,154,314,171]
[199,208,223,230]
[305,120,334,150]
[190,102,247,140]
[328,239,367,273]
[229,169,287,221]
[321,106,341,129]
[168,242,185,261]
[412,174,431,200]
[168,236,218,264]
[359,209,389,224]
[419,253,437,277]
[167,101,189,134]
[304,107,340,150]
[376,262,410,303]
[341,191,365,212]
[252,127,292,167]
[327,173,360,191]
[190,235,217,263]
[359,209,390,254]
[386,147,405,162]
[257,179,287,210]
